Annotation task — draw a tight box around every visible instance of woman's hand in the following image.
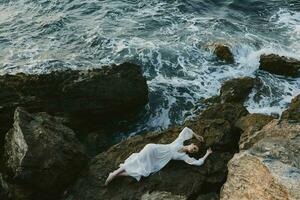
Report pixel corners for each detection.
[200,147,213,162]
[207,148,213,154]
[194,134,204,142]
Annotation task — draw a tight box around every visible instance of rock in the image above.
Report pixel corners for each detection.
[219,77,261,104]
[220,119,300,200]
[141,191,186,200]
[259,54,300,77]
[0,174,9,200]
[213,44,234,64]
[64,103,248,200]
[190,103,249,153]
[0,62,148,170]
[185,119,239,153]
[84,131,121,157]
[235,113,274,150]
[4,108,88,200]
[196,193,219,200]
[0,62,148,145]
[200,103,249,126]
[201,95,221,106]
[282,94,300,122]
[203,77,261,105]
[221,153,294,200]
[65,128,233,200]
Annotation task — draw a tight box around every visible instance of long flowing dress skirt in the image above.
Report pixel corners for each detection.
[120,143,172,181]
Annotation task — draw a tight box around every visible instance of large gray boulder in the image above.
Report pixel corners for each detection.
[4,108,88,200]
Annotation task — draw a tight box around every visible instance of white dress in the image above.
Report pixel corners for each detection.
[119,127,205,181]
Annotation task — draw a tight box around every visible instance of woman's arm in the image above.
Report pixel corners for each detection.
[173,127,204,144]
[192,132,204,142]
[182,148,213,166]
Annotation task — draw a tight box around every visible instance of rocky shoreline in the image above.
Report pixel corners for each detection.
[0,49,299,200]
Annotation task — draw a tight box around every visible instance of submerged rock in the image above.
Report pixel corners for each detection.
[213,44,234,64]
[64,102,248,200]
[4,108,88,200]
[203,77,261,105]
[282,94,300,122]
[221,119,300,200]
[259,54,300,77]
[219,77,261,104]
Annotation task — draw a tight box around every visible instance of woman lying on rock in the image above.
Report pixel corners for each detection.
[105,127,213,185]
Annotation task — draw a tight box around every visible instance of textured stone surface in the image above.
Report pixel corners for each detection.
[259,54,300,77]
[64,103,248,200]
[203,77,261,105]
[4,108,88,200]
[0,63,148,131]
[220,119,300,200]
[196,193,219,200]
[141,191,186,200]
[235,113,274,150]
[0,62,148,170]
[200,103,248,126]
[282,94,300,122]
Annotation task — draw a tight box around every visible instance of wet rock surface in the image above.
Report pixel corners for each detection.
[213,44,234,64]
[219,77,261,104]
[259,54,300,77]
[203,77,261,105]
[3,108,88,200]
[64,102,247,200]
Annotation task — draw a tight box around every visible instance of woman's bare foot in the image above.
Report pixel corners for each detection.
[105,172,115,186]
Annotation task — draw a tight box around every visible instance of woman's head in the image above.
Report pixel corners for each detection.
[186,143,199,153]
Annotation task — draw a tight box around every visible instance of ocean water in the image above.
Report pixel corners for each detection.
[0,0,300,135]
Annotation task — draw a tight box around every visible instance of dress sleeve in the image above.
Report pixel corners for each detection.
[173,127,194,145]
[179,153,204,166]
